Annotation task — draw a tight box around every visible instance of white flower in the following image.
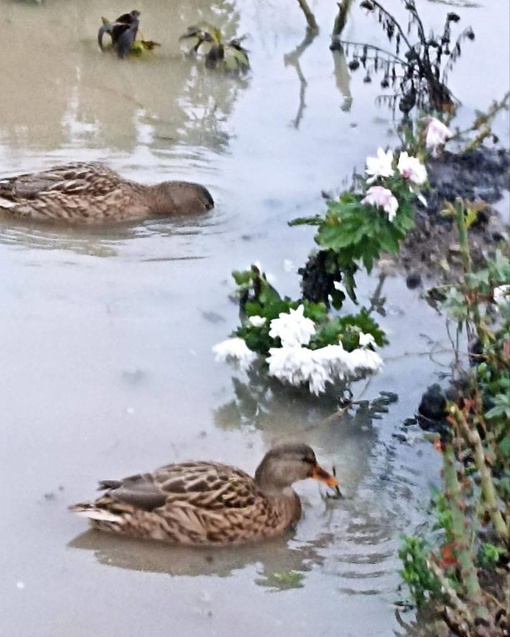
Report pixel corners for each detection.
[346,347,384,375]
[269,304,316,347]
[423,117,452,149]
[267,346,332,396]
[366,147,394,184]
[312,344,351,381]
[397,152,428,185]
[212,337,257,372]
[493,285,510,308]
[358,332,376,348]
[248,315,267,327]
[361,185,399,222]
[266,340,384,395]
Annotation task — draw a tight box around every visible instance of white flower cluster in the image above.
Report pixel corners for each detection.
[268,304,315,346]
[365,148,428,186]
[213,305,384,395]
[267,340,383,396]
[362,146,428,222]
[212,337,257,372]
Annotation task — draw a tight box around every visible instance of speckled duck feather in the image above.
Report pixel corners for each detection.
[0,162,213,224]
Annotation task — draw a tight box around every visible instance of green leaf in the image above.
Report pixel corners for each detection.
[289,215,323,226]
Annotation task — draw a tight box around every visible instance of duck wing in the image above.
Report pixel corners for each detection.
[100,461,259,513]
[0,163,121,201]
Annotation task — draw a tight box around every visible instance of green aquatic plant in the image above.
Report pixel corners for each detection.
[98,10,160,59]
[213,264,386,396]
[180,24,249,74]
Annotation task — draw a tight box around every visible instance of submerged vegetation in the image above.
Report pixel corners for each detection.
[98,10,160,58]
[179,24,250,74]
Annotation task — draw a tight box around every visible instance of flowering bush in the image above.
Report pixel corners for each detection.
[213,145,430,395]
[213,264,386,395]
[295,145,428,307]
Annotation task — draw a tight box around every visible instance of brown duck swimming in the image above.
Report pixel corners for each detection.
[70,442,339,545]
[0,162,214,224]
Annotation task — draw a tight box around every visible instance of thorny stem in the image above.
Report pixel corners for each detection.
[452,91,510,152]
[454,200,472,274]
[427,559,474,626]
[441,441,489,622]
[452,199,489,348]
[451,405,509,541]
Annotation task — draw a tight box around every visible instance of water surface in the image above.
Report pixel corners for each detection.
[0,1,508,636]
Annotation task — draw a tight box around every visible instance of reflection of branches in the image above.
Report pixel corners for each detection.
[296,0,318,31]
[332,0,475,114]
[334,40,406,65]
[283,30,318,129]
[331,0,354,39]
[331,47,353,112]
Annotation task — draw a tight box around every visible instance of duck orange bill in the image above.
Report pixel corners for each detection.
[311,465,339,488]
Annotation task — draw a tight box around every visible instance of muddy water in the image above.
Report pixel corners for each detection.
[0,1,508,636]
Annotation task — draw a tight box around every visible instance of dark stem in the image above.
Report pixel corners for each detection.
[333,39,407,64]
[296,0,318,31]
[363,0,413,50]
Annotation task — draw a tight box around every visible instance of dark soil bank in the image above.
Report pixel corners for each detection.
[401,147,510,284]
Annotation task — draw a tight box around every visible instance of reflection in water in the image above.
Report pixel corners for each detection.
[69,450,403,599]
[176,66,249,153]
[0,0,248,156]
[175,4,250,150]
[214,369,383,438]
[332,47,353,112]
[0,208,225,260]
[283,30,318,129]
[214,371,342,431]
[69,525,331,591]
[212,376,425,600]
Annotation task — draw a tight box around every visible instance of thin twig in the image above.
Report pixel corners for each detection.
[332,39,407,65]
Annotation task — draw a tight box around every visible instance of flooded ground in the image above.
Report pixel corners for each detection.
[0,1,508,636]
